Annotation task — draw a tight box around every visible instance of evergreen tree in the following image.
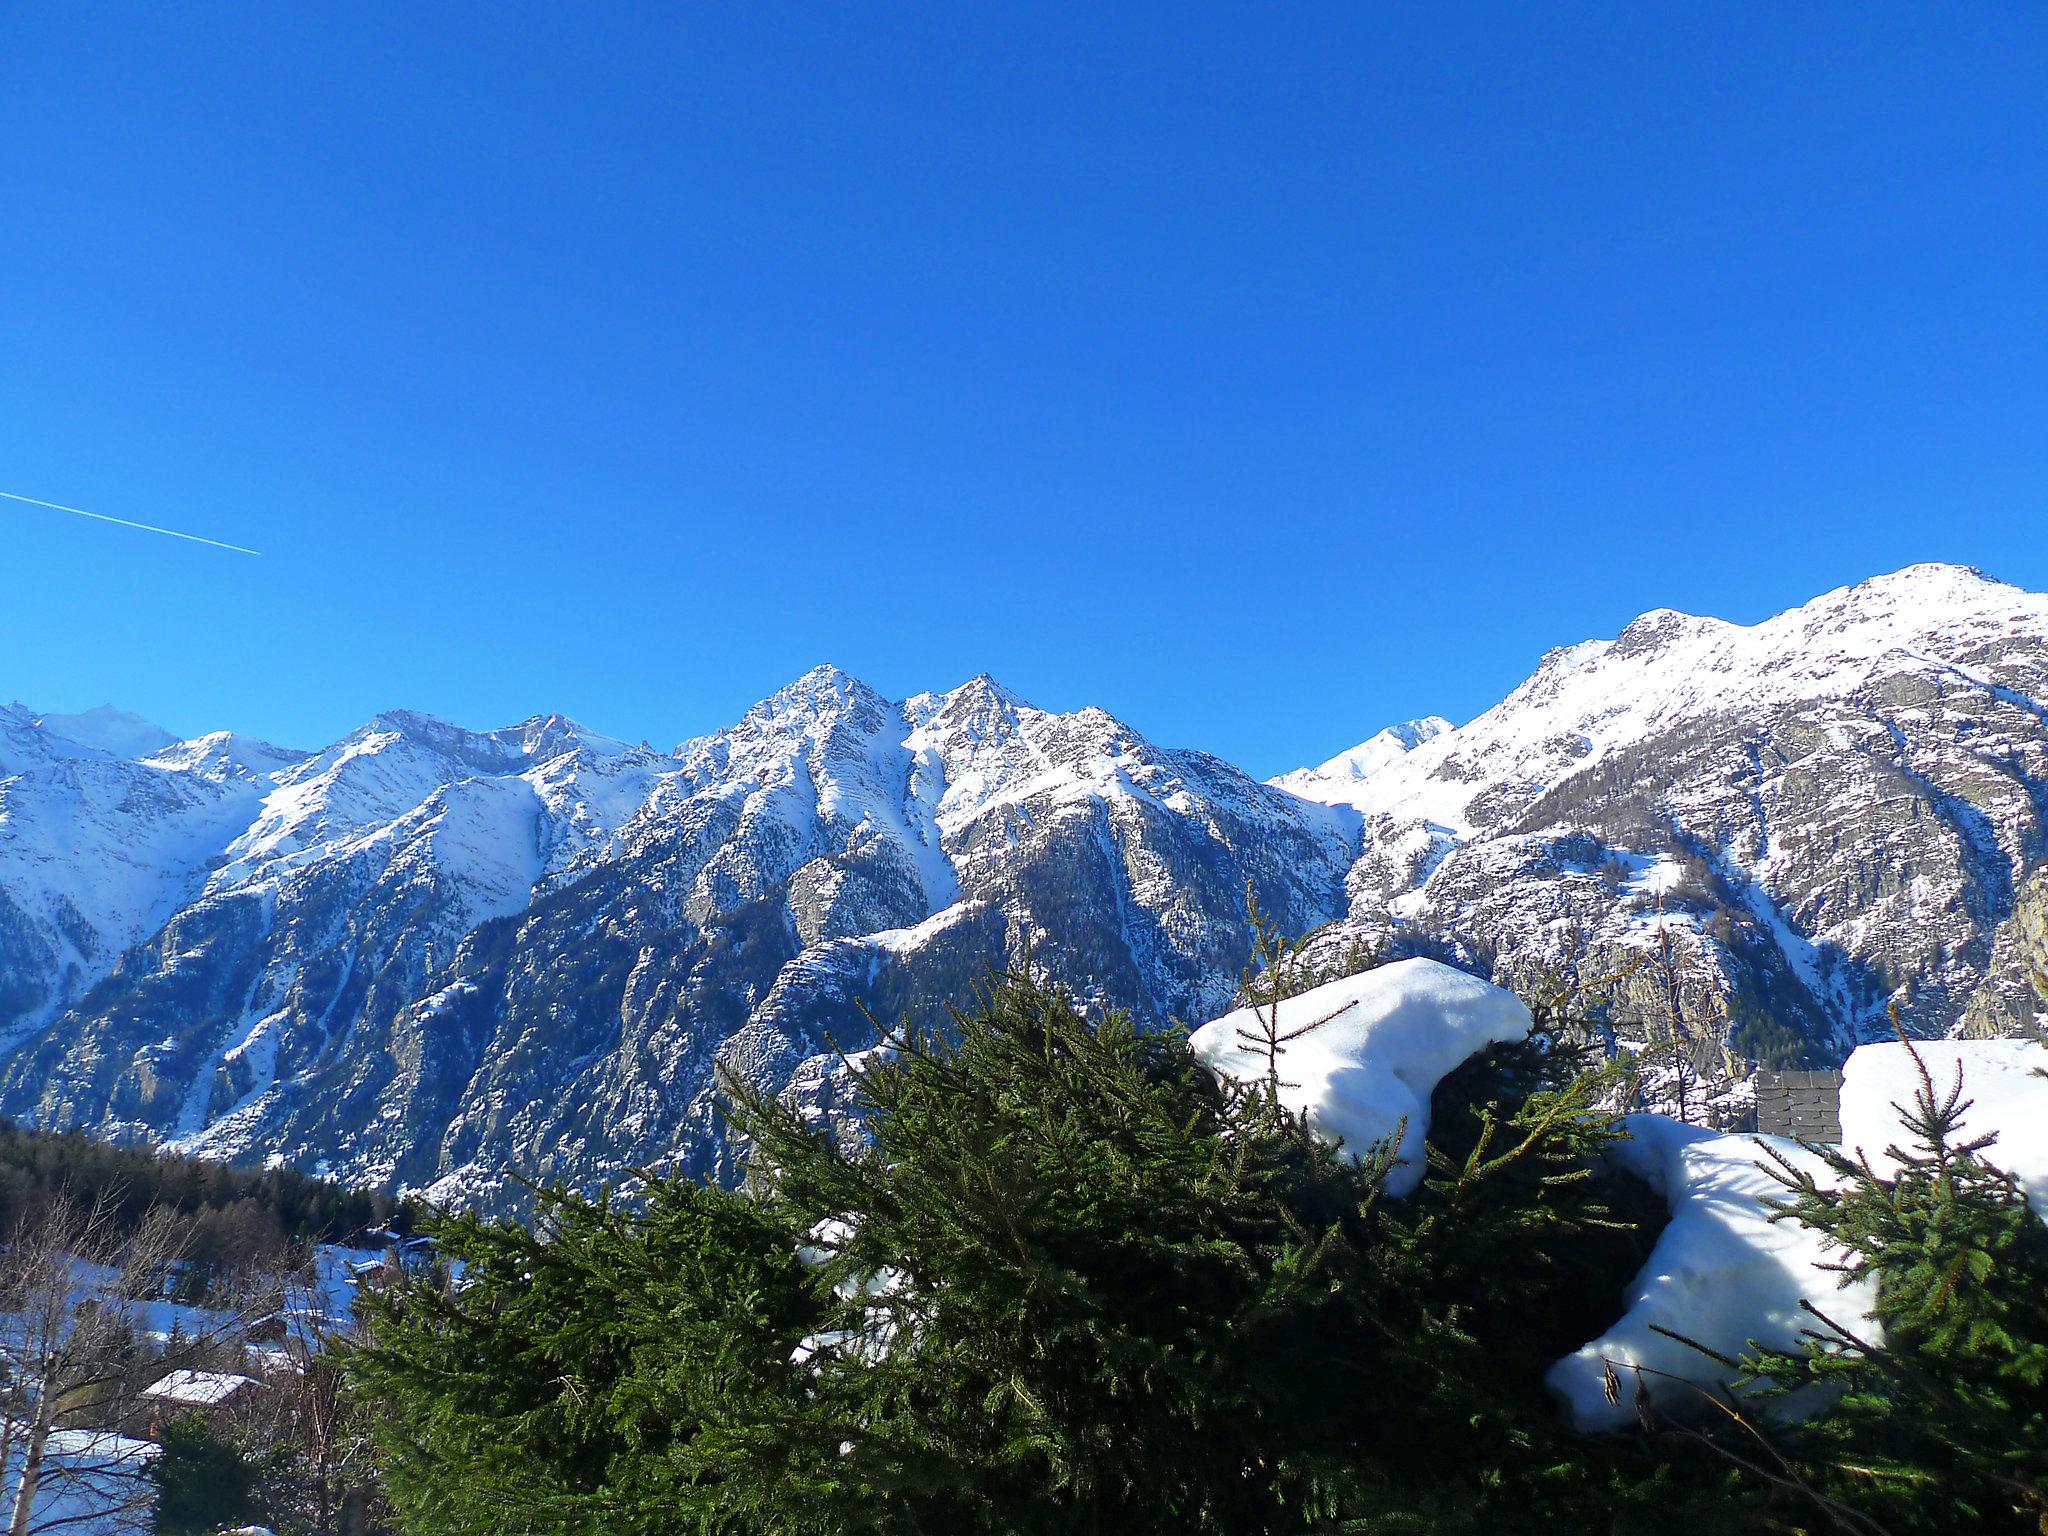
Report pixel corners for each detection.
[348,965,1735,1534]
[1734,1041,2048,1532]
[154,1412,259,1536]
[728,968,1672,1534]
[345,1176,824,1536]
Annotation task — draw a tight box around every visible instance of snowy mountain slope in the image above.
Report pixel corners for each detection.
[32,705,178,758]
[1314,564,2047,834]
[1277,563,2048,1062]
[1269,716,1452,807]
[0,706,292,1044]
[3,562,2045,1202]
[0,669,1352,1202]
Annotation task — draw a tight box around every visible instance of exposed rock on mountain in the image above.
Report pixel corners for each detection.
[1961,867,2048,1040]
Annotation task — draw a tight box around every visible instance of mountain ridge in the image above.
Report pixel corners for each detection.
[3,562,2043,1203]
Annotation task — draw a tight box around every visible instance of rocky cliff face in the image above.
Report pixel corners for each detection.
[1961,868,2048,1041]
[3,563,2043,1200]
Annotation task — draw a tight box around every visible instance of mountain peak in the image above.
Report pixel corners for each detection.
[1608,606,1732,661]
[765,664,876,705]
[1271,716,1454,805]
[1794,562,2020,621]
[912,674,1038,740]
[363,707,459,738]
[794,661,862,688]
[1767,563,2048,658]
[33,705,177,759]
[904,673,1032,726]
[721,667,892,749]
[144,730,302,778]
[348,709,552,777]
[1860,560,1998,589]
[505,712,632,761]
[949,672,1029,709]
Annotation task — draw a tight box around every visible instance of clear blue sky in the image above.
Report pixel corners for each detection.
[4,6,2045,776]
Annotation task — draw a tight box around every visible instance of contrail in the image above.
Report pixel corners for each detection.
[0,488,262,556]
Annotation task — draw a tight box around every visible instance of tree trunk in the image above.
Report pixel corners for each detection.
[313,1431,333,1536]
[0,1409,20,1515]
[7,1407,52,1536]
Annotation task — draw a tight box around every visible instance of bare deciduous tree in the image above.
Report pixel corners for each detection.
[0,1192,279,1536]
[242,1271,381,1536]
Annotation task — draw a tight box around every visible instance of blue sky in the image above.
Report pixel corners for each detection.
[4,6,2045,776]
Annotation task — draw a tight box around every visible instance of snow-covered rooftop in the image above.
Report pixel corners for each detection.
[141,1368,260,1406]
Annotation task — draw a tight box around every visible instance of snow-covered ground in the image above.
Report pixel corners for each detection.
[1,1429,158,1536]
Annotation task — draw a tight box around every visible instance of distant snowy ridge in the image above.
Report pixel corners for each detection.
[2,668,1349,1202]
[1273,563,2048,834]
[3,562,2046,1203]
[1268,716,1453,807]
[30,704,179,759]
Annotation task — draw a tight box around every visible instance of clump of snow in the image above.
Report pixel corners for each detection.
[1841,1038,2048,1216]
[1188,958,1531,1196]
[791,1218,904,1366]
[1624,854,1688,899]
[1547,1117,1880,1432]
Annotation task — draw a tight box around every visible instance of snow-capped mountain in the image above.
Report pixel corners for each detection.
[0,704,296,1049]
[1268,716,1453,805]
[3,563,2044,1203]
[0,670,1350,1202]
[1280,562,2048,1063]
